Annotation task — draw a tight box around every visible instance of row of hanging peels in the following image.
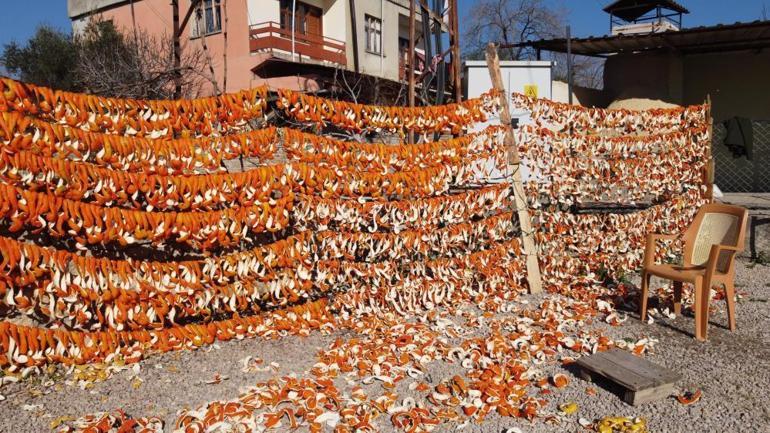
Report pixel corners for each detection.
[1,76,502,137]
[510,93,712,284]
[0,77,269,138]
[0,111,507,175]
[0,77,522,375]
[0,81,702,433]
[277,88,502,134]
[511,92,709,134]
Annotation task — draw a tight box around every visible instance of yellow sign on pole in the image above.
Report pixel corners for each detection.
[524,84,538,98]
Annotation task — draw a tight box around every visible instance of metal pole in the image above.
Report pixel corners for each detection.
[566,25,573,105]
[408,0,416,143]
[348,0,360,73]
[380,0,384,75]
[291,0,297,61]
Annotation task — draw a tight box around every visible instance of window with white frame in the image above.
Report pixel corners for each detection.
[364,15,382,54]
[192,0,222,37]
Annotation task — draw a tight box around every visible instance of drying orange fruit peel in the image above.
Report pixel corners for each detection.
[1,111,508,177]
[676,389,703,405]
[0,211,518,331]
[0,181,294,249]
[0,77,269,137]
[277,88,502,134]
[0,297,331,368]
[512,93,711,286]
[0,111,279,174]
[512,91,708,134]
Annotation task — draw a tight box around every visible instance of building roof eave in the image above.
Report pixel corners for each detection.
[505,20,770,56]
[68,0,130,20]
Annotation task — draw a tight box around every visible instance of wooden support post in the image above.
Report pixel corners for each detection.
[485,43,543,294]
[173,0,204,98]
[179,0,203,37]
[408,0,416,144]
[172,0,182,99]
[450,0,462,103]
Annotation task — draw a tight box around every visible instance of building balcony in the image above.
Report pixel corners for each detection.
[249,21,347,66]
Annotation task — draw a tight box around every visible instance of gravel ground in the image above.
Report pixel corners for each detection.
[1,259,768,433]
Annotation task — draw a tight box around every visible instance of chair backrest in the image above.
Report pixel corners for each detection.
[683,203,749,272]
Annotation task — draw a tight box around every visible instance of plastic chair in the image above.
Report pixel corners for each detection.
[639,203,749,341]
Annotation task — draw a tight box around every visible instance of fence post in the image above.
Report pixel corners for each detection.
[705,94,715,202]
[484,43,543,294]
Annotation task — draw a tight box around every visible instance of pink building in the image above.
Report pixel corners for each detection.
[67,0,433,96]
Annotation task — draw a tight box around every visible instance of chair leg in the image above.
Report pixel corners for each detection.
[694,278,705,341]
[672,281,683,316]
[725,280,737,331]
[639,272,651,322]
[700,278,713,341]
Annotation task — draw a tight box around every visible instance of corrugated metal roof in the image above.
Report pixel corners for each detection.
[509,20,770,56]
[603,0,689,21]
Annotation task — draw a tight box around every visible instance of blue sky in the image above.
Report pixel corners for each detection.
[0,1,70,47]
[458,0,769,38]
[0,0,768,48]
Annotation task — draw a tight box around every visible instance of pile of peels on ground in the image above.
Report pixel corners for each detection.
[51,277,660,433]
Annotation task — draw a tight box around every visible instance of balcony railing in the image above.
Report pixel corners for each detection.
[249,21,347,65]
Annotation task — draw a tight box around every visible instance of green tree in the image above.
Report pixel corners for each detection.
[1,25,80,91]
[2,19,210,98]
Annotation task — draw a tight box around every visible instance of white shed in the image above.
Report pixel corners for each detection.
[463,60,553,116]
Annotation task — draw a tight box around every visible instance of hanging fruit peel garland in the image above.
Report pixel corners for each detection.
[0,78,708,433]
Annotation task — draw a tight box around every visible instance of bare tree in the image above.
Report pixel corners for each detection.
[550,52,605,89]
[574,56,604,89]
[464,1,604,90]
[463,0,566,60]
[76,20,213,99]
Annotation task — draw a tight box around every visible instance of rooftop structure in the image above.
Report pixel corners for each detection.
[604,0,689,35]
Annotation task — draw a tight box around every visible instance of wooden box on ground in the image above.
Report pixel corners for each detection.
[576,348,681,406]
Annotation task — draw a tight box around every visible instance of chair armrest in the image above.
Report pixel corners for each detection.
[705,244,740,277]
[643,233,679,268]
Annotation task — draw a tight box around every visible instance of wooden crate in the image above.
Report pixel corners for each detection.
[576,349,681,406]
